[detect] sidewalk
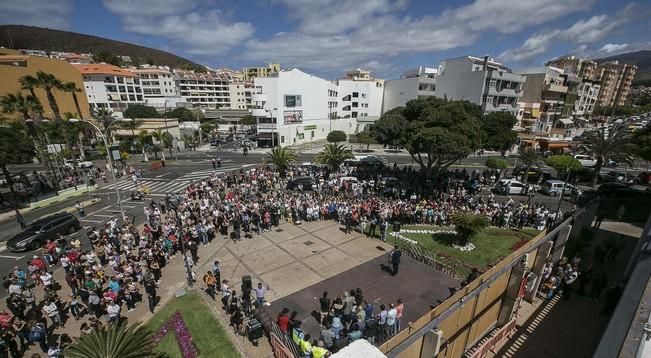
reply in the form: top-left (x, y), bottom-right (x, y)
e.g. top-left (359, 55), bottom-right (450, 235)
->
top-left (0, 185), bottom-right (98, 223)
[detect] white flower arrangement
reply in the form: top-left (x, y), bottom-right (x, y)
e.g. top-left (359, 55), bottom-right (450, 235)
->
top-left (396, 228), bottom-right (477, 252)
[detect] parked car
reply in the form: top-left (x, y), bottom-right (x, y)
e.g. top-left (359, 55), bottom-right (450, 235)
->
top-left (574, 155), bottom-right (596, 168)
top-left (601, 171), bottom-right (636, 185)
top-left (7, 213), bottom-right (81, 252)
top-left (541, 180), bottom-right (582, 197)
top-left (512, 166), bottom-right (552, 184)
top-left (64, 159), bottom-right (94, 170)
top-left (241, 139), bottom-right (257, 148)
top-left (286, 176), bottom-right (316, 191)
top-left (496, 179), bottom-right (528, 195)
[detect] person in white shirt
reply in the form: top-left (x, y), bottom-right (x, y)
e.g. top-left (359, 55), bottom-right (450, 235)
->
top-left (386, 303), bottom-right (398, 337)
top-left (43, 299), bottom-right (62, 328)
top-left (40, 272), bottom-right (53, 290)
top-left (106, 301), bottom-right (121, 324)
top-left (59, 255), bottom-right (70, 272)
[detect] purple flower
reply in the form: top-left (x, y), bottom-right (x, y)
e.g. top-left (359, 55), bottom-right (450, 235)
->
top-left (153, 311), bottom-right (199, 358)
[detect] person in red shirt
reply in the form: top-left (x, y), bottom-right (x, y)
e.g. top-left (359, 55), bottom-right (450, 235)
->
top-left (31, 256), bottom-right (47, 272)
top-left (277, 308), bottom-right (290, 333)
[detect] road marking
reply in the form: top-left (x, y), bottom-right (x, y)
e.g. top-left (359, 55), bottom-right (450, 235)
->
top-left (156, 172), bottom-right (171, 178)
top-left (0, 254), bottom-right (25, 260)
top-left (122, 205), bottom-right (137, 209)
top-left (92, 214), bottom-right (115, 217)
top-left (80, 219), bottom-right (102, 223)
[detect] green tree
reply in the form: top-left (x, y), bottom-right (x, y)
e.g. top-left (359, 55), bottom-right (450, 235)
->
top-left (65, 322), bottom-right (163, 358)
top-left (266, 147), bottom-right (297, 175)
top-left (92, 51), bottom-right (122, 66)
top-left (545, 155), bottom-right (583, 178)
top-left (0, 122), bottom-right (35, 204)
top-left (166, 107), bottom-right (194, 122)
top-left (62, 82), bottom-right (85, 120)
top-left (18, 74), bottom-right (39, 99)
top-left (35, 71), bottom-right (64, 122)
top-left (151, 129), bottom-right (173, 159)
top-left (315, 143), bottom-right (354, 171)
top-left (240, 115), bottom-right (256, 126)
top-left (327, 130), bottom-right (347, 143)
top-left (93, 108), bottom-right (115, 137)
top-left (356, 131), bottom-right (376, 151)
top-left (632, 124), bottom-right (651, 161)
top-left (124, 105), bottom-right (159, 119)
top-left (578, 124), bottom-right (635, 185)
top-left (373, 97), bottom-right (483, 179)
top-left (451, 211), bottom-right (490, 246)
top-left (517, 148), bottom-right (542, 183)
top-left (482, 112), bottom-right (518, 154)
top-left (0, 92), bottom-right (42, 120)
top-left (485, 157), bottom-right (508, 179)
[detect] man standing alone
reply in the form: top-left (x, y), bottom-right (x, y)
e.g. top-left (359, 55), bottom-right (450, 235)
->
top-left (390, 246), bottom-right (402, 276)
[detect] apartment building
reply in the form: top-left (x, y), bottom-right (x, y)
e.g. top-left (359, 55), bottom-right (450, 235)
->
top-left (382, 66), bottom-right (437, 112)
top-left (252, 68), bottom-right (356, 147)
top-left (73, 63), bottom-right (143, 112)
top-left (174, 69), bottom-right (239, 109)
top-left (434, 56), bottom-right (525, 115)
top-left (337, 73), bottom-right (384, 120)
top-left (573, 80), bottom-right (601, 117)
top-left (130, 67), bottom-right (177, 97)
top-left (242, 63), bottom-right (280, 81)
top-left (516, 66), bottom-right (568, 134)
top-left (594, 61), bottom-right (637, 107)
top-left (547, 56), bottom-right (598, 81)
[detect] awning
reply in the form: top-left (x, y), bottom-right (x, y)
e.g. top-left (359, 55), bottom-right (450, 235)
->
top-left (558, 118), bottom-right (574, 125)
top-left (547, 142), bottom-right (571, 149)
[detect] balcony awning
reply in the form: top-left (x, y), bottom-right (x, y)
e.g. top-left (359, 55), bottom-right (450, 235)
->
top-left (558, 118), bottom-right (574, 125)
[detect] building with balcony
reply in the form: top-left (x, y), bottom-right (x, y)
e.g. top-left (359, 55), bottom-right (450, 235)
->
top-left (573, 80), bottom-right (601, 118)
top-left (547, 56), bottom-right (598, 81)
top-left (252, 68), bottom-right (357, 147)
top-left (0, 47), bottom-right (92, 120)
top-left (382, 66), bottom-right (438, 112)
top-left (174, 69), bottom-right (244, 109)
top-left (242, 63), bottom-right (280, 81)
top-left (73, 63), bottom-right (143, 112)
top-left (130, 67), bottom-right (177, 98)
top-left (434, 56), bottom-right (525, 115)
top-left (516, 66), bottom-right (568, 134)
top-left (593, 61), bottom-right (637, 107)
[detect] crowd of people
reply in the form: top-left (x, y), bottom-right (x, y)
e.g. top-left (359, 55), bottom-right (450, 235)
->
top-left (275, 289), bottom-right (405, 357)
top-left (0, 162), bottom-right (565, 357)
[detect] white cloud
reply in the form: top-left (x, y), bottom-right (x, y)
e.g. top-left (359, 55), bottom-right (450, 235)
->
top-left (245, 0), bottom-right (590, 76)
top-left (0, 0), bottom-right (73, 30)
top-left (499, 4), bottom-right (636, 64)
top-left (103, 0), bottom-right (254, 55)
top-left (570, 42), bottom-right (651, 58)
top-left (599, 43), bottom-right (631, 54)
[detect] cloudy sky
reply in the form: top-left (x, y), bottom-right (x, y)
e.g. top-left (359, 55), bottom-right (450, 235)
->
top-left (1, 0), bottom-right (649, 78)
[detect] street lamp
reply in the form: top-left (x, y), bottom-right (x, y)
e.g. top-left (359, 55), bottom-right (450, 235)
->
top-left (69, 117), bottom-right (132, 221)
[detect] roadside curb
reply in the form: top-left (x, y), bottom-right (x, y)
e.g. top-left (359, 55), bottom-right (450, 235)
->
top-left (0, 194), bottom-right (101, 225)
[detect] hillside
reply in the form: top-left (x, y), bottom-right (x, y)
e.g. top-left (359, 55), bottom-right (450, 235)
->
top-left (0, 25), bottom-right (204, 70)
top-left (595, 50), bottom-right (651, 86)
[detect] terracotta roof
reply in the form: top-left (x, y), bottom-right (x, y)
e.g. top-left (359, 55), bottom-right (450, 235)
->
top-left (73, 63), bottom-right (136, 77)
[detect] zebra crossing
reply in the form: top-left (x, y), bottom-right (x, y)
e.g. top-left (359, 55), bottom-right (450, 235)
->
top-left (174, 164), bottom-right (247, 184)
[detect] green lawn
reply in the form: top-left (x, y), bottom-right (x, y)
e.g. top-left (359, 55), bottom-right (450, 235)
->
top-left (145, 291), bottom-right (240, 358)
top-left (398, 226), bottom-right (539, 270)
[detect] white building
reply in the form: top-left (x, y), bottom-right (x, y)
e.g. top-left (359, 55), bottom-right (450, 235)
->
top-left (73, 63), bottom-right (143, 112)
top-left (174, 69), bottom-right (251, 110)
top-left (336, 76), bottom-right (384, 130)
top-left (131, 68), bottom-right (177, 98)
top-left (382, 66), bottom-right (437, 112)
top-left (434, 56), bottom-right (525, 115)
top-left (574, 80), bottom-right (601, 118)
top-left (253, 68), bottom-right (358, 147)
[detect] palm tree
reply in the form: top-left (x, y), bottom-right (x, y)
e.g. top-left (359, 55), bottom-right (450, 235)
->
top-left (93, 108), bottom-right (115, 139)
top-left (579, 124), bottom-right (635, 185)
top-left (62, 82), bottom-right (84, 120)
top-left (516, 148), bottom-right (542, 183)
top-left (315, 143), bottom-right (354, 171)
top-left (0, 92), bottom-right (42, 120)
top-left (136, 130), bottom-right (150, 161)
top-left (18, 74), bottom-right (39, 99)
top-left (35, 71), bottom-right (64, 122)
top-left (65, 322), bottom-right (163, 358)
top-left (266, 147), bottom-right (297, 175)
top-left (151, 129), bottom-right (170, 160)
top-left (451, 211), bottom-right (490, 246)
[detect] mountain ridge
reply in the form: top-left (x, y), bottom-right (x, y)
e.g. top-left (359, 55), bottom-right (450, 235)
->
top-left (595, 50), bottom-right (651, 85)
top-left (0, 24), bottom-right (204, 70)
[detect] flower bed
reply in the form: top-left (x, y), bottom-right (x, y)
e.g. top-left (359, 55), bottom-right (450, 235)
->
top-left (153, 311), bottom-right (199, 358)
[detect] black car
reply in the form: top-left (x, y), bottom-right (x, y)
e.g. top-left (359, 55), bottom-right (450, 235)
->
top-left (7, 213), bottom-right (81, 252)
top-left (287, 176), bottom-right (316, 191)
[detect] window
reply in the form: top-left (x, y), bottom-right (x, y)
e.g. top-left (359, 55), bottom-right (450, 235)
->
top-left (284, 95), bottom-right (302, 107)
top-left (352, 92), bottom-right (359, 98)
top-left (352, 102), bottom-right (358, 107)
top-left (352, 112), bottom-right (358, 118)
